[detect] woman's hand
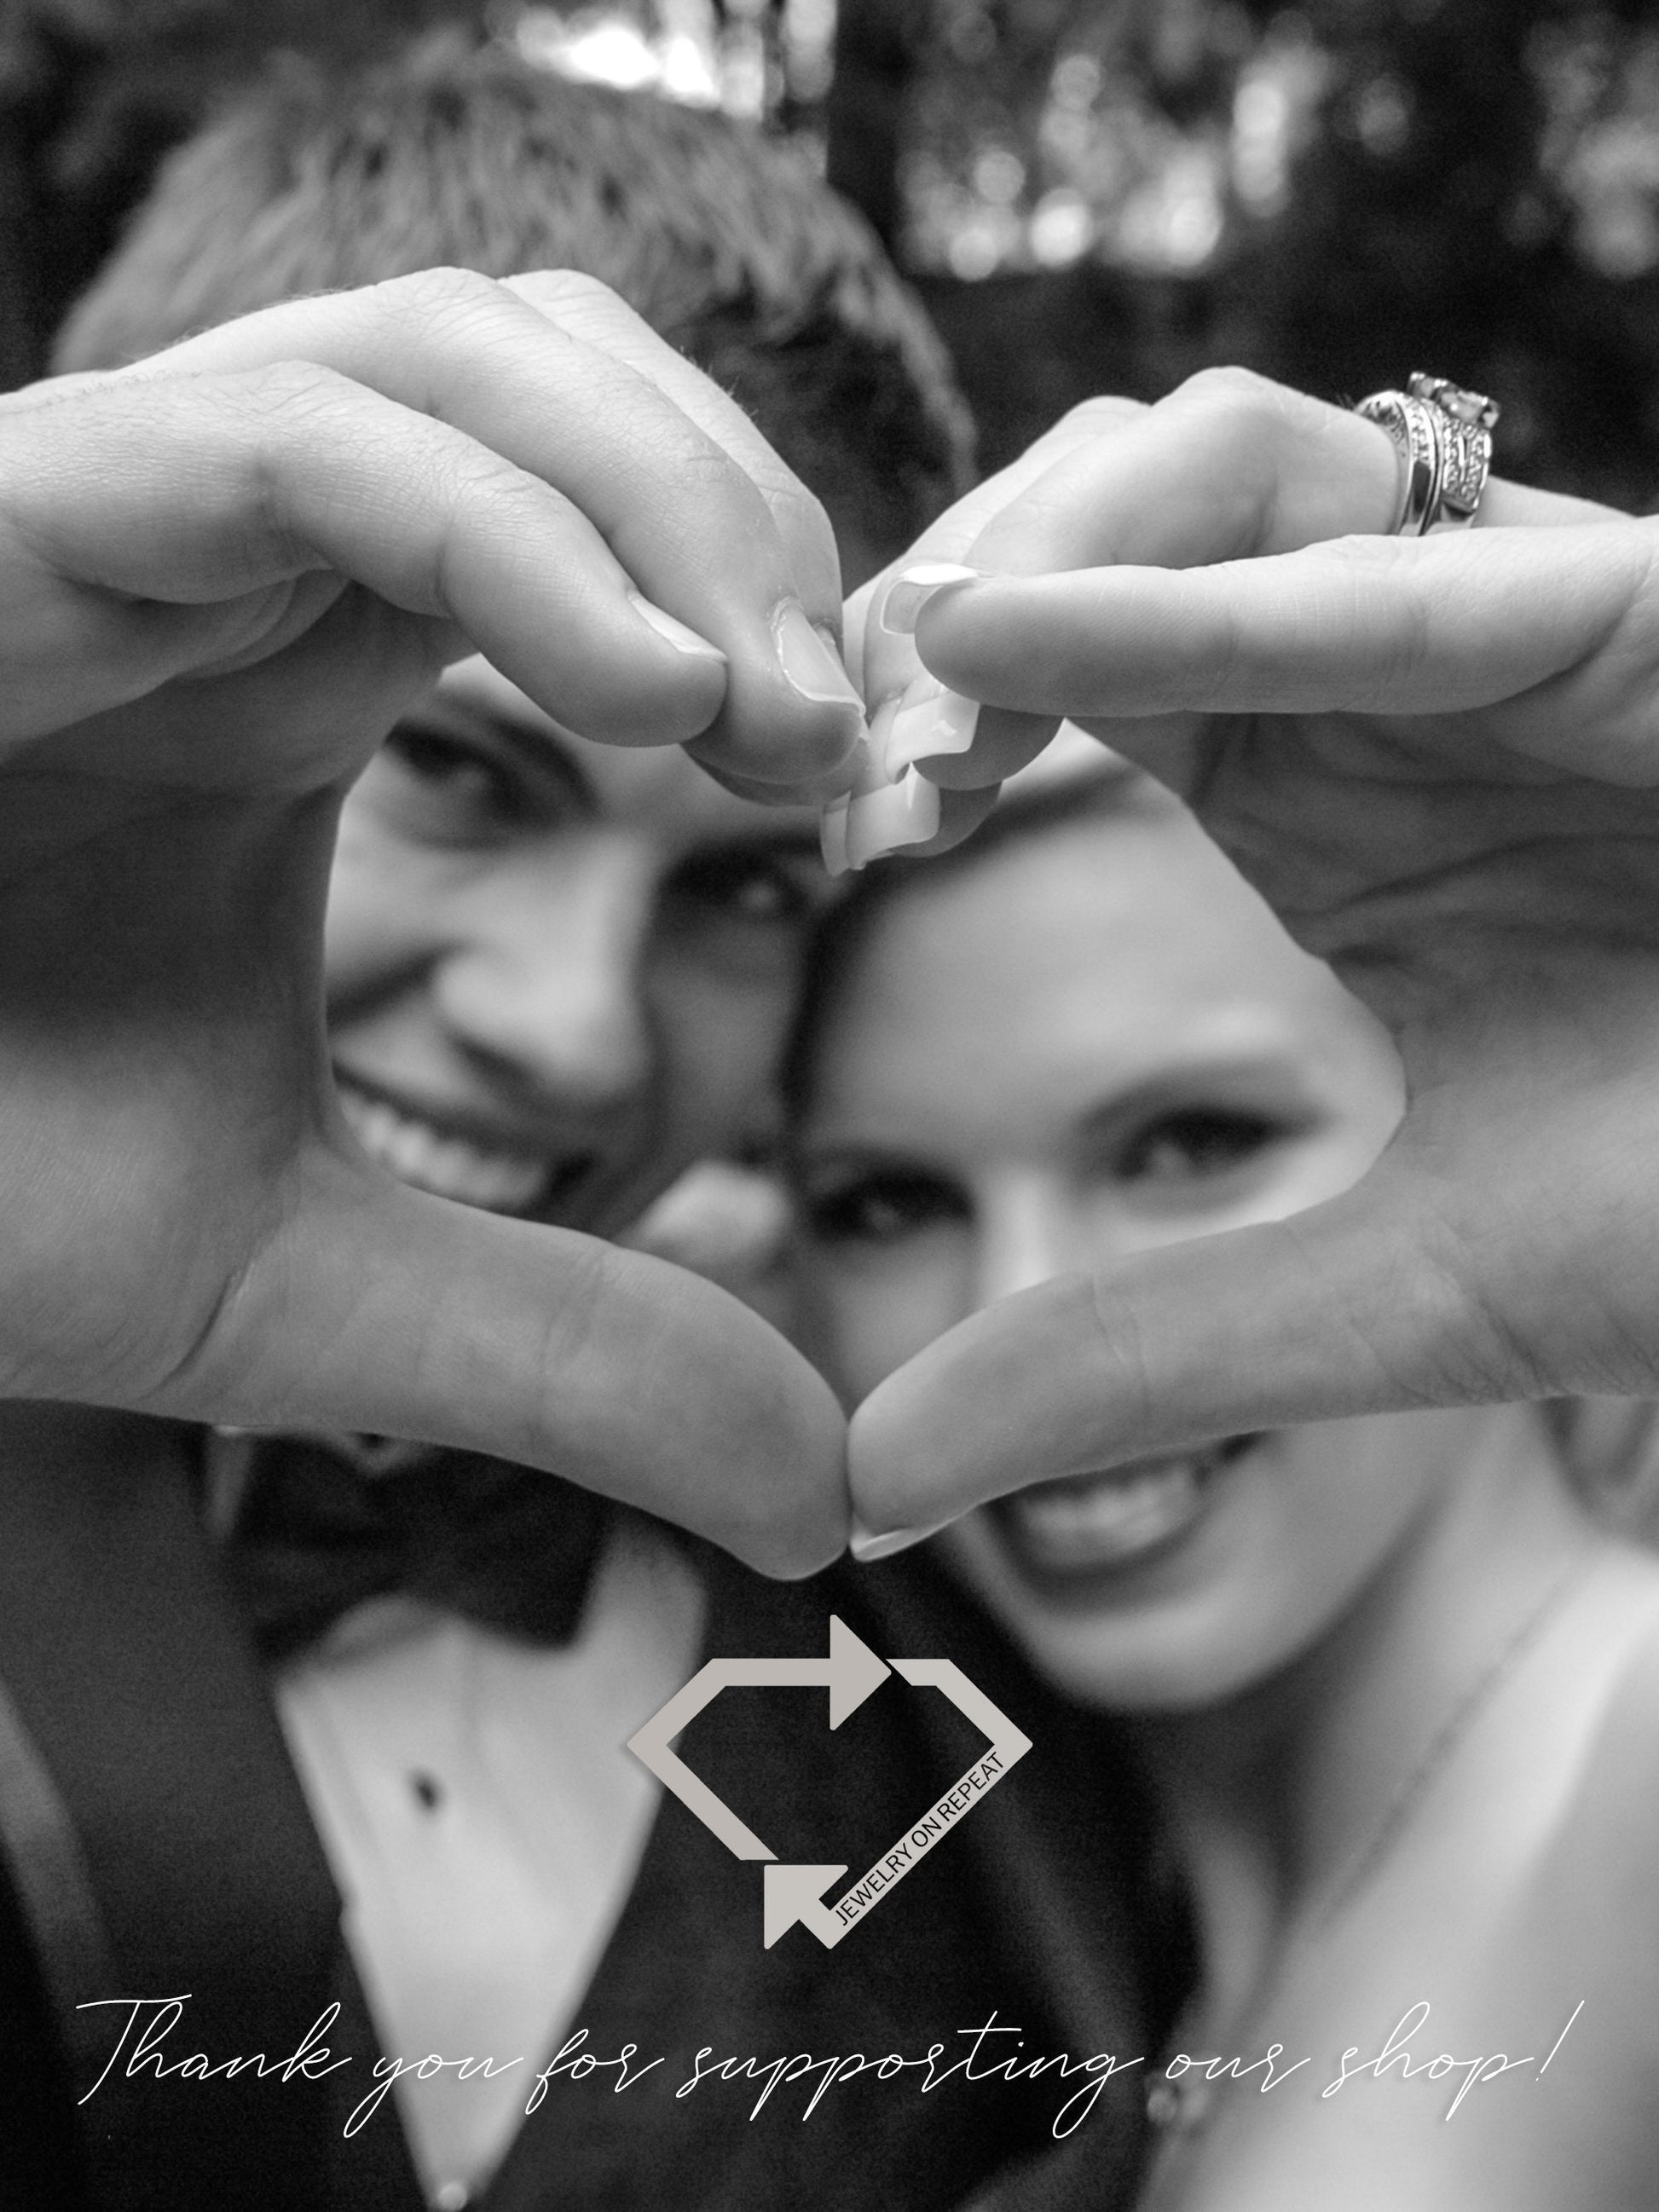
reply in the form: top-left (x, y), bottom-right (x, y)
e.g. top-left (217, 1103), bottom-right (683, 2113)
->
top-left (847, 368), bottom-right (1659, 1538)
top-left (0, 268), bottom-right (857, 1576)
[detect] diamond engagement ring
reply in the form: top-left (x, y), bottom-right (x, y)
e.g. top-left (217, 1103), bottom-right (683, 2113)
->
top-left (1356, 373), bottom-right (1499, 534)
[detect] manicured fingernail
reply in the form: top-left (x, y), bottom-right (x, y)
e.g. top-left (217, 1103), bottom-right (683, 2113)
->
top-left (881, 562), bottom-right (983, 636)
top-left (627, 592), bottom-right (726, 661)
top-left (844, 766), bottom-right (941, 868)
top-left (866, 690), bottom-right (902, 780)
top-left (849, 1516), bottom-right (956, 1562)
top-left (883, 674), bottom-right (980, 778)
top-left (819, 796), bottom-right (852, 876)
top-left (772, 603), bottom-right (866, 711)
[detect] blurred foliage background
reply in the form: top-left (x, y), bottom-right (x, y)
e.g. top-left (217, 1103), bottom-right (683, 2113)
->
top-left (8, 0), bottom-right (1659, 502)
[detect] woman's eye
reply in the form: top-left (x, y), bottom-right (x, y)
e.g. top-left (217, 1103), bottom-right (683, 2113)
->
top-left (670, 850), bottom-right (820, 928)
top-left (799, 1170), bottom-right (970, 1246)
top-left (1117, 1108), bottom-right (1284, 1186)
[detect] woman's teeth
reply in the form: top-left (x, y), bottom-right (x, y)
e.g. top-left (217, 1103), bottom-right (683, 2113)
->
top-left (338, 1084), bottom-right (552, 1215)
top-left (1000, 1444), bottom-right (1241, 1573)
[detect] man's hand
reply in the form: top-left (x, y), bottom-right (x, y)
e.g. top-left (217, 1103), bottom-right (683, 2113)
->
top-left (0, 268), bottom-right (858, 1576)
top-left (847, 367), bottom-right (1659, 1536)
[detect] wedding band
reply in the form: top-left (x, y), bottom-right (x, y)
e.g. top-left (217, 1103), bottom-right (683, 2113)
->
top-left (1355, 373), bottom-right (1498, 534)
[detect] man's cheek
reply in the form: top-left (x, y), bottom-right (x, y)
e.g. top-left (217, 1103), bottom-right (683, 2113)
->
top-left (320, 818), bottom-right (443, 1008)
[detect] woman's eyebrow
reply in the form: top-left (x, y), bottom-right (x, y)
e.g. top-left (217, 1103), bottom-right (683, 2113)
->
top-left (726, 826), bottom-right (824, 865)
top-left (1072, 1052), bottom-right (1315, 1131)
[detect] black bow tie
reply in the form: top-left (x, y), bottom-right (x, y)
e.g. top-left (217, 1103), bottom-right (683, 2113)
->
top-left (211, 1432), bottom-right (613, 1663)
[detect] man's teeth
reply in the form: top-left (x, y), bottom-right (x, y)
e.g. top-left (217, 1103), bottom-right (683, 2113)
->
top-left (338, 1086), bottom-right (551, 1214)
top-left (1003, 1450), bottom-right (1230, 1572)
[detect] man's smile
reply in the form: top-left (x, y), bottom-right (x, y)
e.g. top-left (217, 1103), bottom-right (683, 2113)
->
top-left (335, 1071), bottom-right (598, 1219)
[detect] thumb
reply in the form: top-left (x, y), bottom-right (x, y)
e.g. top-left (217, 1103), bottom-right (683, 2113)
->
top-left (847, 1160), bottom-right (1498, 1533)
top-left (188, 1150), bottom-right (849, 1579)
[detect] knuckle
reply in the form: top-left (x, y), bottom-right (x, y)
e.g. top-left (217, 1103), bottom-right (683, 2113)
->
top-left (229, 356), bottom-right (350, 416)
top-left (362, 268), bottom-right (522, 370)
top-left (516, 268), bottom-right (621, 311)
top-left (500, 271), bottom-right (652, 361)
top-left (373, 264), bottom-right (506, 324)
top-left (203, 361), bottom-right (375, 569)
top-left (1055, 394), bottom-right (1143, 437)
top-left (760, 469), bottom-right (835, 549)
top-left (667, 433), bottom-right (757, 515)
top-left (1176, 363), bottom-right (1282, 421)
top-left (1170, 369), bottom-right (1324, 553)
top-left (222, 361), bottom-right (358, 498)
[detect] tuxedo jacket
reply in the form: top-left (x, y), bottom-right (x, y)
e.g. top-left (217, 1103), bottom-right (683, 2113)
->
top-left (0, 1403), bottom-right (1185, 2212)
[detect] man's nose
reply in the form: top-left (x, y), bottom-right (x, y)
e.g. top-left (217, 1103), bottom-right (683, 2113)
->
top-left (435, 843), bottom-right (656, 1111)
top-left (971, 1175), bottom-right (1080, 1313)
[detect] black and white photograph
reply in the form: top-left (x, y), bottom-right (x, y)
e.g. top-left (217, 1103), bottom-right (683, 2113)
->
top-left (3, 3), bottom-right (1659, 2208)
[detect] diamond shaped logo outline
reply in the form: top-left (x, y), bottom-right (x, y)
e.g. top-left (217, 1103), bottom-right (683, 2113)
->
top-left (626, 1618), bottom-right (1032, 1947)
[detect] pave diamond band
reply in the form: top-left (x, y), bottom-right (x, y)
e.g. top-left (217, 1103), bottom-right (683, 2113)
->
top-left (1356, 373), bottom-right (1499, 534)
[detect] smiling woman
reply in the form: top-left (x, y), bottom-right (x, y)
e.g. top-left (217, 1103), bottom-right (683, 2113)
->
top-left (787, 742), bottom-right (1659, 2209)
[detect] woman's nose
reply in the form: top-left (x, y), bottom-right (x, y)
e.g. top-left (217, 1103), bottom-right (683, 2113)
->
top-left (435, 842), bottom-right (656, 1112)
top-left (971, 1175), bottom-right (1078, 1311)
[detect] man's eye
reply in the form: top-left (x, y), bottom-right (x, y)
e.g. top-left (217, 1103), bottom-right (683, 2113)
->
top-left (799, 1170), bottom-right (970, 1246)
top-left (1116, 1109), bottom-right (1283, 1185)
top-left (375, 725), bottom-right (527, 833)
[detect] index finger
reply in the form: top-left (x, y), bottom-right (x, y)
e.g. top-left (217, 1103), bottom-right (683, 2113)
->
top-left (133, 269), bottom-right (866, 789)
top-left (914, 519), bottom-right (1659, 787)
top-left (505, 271), bottom-right (843, 631)
top-left (857, 371), bottom-right (1616, 800)
top-left (847, 399), bottom-right (1147, 810)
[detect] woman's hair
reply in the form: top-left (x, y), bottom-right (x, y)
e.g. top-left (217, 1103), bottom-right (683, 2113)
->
top-left (52, 29), bottom-right (976, 562)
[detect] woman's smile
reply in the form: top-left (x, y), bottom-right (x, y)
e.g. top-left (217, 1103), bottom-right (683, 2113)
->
top-left (989, 1435), bottom-right (1263, 1584)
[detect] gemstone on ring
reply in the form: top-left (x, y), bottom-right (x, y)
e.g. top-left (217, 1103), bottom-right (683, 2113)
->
top-left (1356, 373), bottom-right (1498, 534)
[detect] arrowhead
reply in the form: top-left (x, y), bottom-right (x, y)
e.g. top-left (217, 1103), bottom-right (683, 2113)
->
top-left (763, 1863), bottom-right (847, 1948)
top-left (827, 1615), bottom-right (890, 1729)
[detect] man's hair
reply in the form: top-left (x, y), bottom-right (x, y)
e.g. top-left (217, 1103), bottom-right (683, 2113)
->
top-left (52, 31), bottom-right (974, 562)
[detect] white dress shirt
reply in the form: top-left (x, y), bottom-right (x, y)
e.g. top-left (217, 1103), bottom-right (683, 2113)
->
top-left (275, 1517), bottom-right (704, 2209)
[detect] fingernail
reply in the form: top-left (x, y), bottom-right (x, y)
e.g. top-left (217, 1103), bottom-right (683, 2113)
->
top-left (881, 562), bottom-right (983, 637)
top-left (882, 674), bottom-right (980, 778)
top-left (818, 796), bottom-right (852, 877)
top-left (866, 691), bottom-right (902, 780)
top-left (627, 592), bottom-right (726, 661)
top-left (849, 1515), bottom-right (957, 1562)
top-left (844, 766), bottom-right (941, 868)
top-left (772, 603), bottom-right (866, 711)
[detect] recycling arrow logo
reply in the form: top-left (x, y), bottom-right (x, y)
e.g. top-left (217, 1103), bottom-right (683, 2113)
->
top-left (626, 1617), bottom-right (1032, 1949)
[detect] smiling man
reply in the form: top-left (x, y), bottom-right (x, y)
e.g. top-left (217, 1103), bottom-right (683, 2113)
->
top-left (324, 655), bottom-right (830, 1239)
top-left (0, 37), bottom-right (1171, 2212)
top-left (241, 650), bottom-right (841, 2200)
